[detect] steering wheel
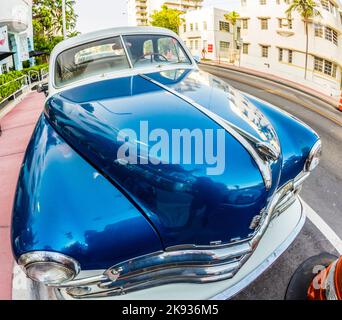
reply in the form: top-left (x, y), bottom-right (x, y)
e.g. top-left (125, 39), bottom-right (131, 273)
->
top-left (133, 52), bottom-right (169, 66)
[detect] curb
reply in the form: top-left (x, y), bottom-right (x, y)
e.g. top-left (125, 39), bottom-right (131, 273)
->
top-left (200, 62), bottom-right (339, 110)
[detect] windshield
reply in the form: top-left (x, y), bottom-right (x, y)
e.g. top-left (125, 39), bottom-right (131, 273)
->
top-left (54, 34), bottom-right (191, 87)
top-left (122, 34), bottom-right (191, 68)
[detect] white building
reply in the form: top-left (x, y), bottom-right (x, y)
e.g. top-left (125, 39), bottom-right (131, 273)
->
top-left (179, 7), bottom-right (235, 61)
top-left (128, 0), bottom-right (203, 26)
top-left (238, 0), bottom-right (342, 98)
top-left (0, 0), bottom-right (34, 74)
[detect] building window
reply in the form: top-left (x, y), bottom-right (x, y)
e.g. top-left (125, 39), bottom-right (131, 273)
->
top-left (260, 19), bottom-right (268, 30)
top-left (276, 0), bottom-right (280, 3)
top-left (278, 18), bottom-right (292, 29)
top-left (219, 41), bottom-right (230, 51)
top-left (288, 50), bottom-right (293, 63)
top-left (203, 21), bottom-right (207, 30)
top-left (314, 56), bottom-right (323, 72)
top-left (314, 57), bottom-right (337, 78)
top-left (324, 60), bottom-right (332, 75)
top-left (325, 26), bottom-right (333, 41)
top-left (260, 0), bottom-right (266, 4)
top-left (325, 26), bottom-right (338, 45)
top-left (261, 45), bottom-right (269, 57)
top-left (320, 0), bottom-right (336, 13)
top-left (219, 21), bottom-right (230, 32)
top-left (332, 29), bottom-right (338, 45)
top-left (321, 0), bottom-right (329, 11)
top-left (332, 64), bottom-right (337, 77)
top-left (195, 23), bottom-right (198, 31)
top-left (183, 24), bottom-right (186, 33)
top-left (190, 40), bottom-right (193, 49)
top-left (242, 43), bottom-right (249, 54)
top-left (314, 23), bottom-right (323, 37)
top-left (195, 40), bottom-right (198, 50)
top-left (242, 19), bottom-right (248, 29)
top-left (241, 0), bottom-right (247, 6)
top-left (278, 48), bottom-right (283, 61)
top-left (190, 23), bottom-right (193, 31)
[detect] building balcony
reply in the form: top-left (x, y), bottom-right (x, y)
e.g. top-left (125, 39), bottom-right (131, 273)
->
top-left (0, 0), bottom-right (31, 33)
top-left (276, 28), bottom-right (295, 37)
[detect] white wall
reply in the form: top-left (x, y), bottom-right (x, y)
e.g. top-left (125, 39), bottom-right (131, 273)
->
top-left (179, 7), bottom-right (234, 61)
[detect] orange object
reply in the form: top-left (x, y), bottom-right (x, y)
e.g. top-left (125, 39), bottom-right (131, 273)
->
top-left (307, 256), bottom-right (342, 300)
top-left (338, 92), bottom-right (342, 111)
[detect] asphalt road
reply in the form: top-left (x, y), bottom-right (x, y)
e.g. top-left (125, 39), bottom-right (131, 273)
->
top-left (199, 64), bottom-right (342, 239)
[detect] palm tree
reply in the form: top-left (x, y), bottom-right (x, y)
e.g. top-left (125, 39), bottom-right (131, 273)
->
top-left (224, 11), bottom-right (240, 64)
top-left (224, 11), bottom-right (240, 50)
top-left (286, 0), bottom-right (321, 79)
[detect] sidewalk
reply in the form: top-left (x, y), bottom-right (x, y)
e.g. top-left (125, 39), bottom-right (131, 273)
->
top-left (202, 61), bottom-right (339, 109)
top-left (0, 91), bottom-right (44, 300)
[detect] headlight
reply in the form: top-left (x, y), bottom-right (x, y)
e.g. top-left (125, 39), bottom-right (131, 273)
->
top-left (305, 139), bottom-right (321, 172)
top-left (18, 251), bottom-right (80, 285)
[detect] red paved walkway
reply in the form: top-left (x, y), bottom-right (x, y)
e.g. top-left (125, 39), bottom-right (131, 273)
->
top-left (0, 92), bottom-right (44, 300)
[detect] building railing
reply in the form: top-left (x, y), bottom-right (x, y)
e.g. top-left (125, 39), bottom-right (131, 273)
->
top-left (0, 67), bottom-right (49, 113)
top-left (40, 66), bottom-right (49, 81)
top-left (0, 75), bottom-right (30, 110)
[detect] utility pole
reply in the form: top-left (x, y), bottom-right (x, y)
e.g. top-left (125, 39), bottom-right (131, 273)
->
top-left (62, 0), bottom-right (67, 39)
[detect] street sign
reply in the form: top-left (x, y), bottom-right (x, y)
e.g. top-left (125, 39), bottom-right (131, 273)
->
top-left (208, 44), bottom-right (213, 53)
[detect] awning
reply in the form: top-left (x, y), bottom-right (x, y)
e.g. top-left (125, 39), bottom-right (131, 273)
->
top-left (0, 51), bottom-right (15, 62)
top-left (29, 50), bottom-right (47, 58)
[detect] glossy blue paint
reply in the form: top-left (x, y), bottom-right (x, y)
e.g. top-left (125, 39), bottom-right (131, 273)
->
top-left (145, 68), bottom-right (318, 186)
top-left (11, 115), bottom-right (163, 269)
top-left (244, 95), bottom-right (319, 186)
top-left (44, 74), bottom-right (268, 248)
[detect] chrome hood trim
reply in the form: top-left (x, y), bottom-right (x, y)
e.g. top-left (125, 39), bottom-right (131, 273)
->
top-left (139, 74), bottom-right (278, 190)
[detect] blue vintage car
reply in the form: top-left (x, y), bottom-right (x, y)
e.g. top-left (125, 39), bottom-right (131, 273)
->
top-left (11, 27), bottom-right (321, 299)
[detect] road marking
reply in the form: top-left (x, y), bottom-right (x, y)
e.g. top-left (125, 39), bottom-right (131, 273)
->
top-left (304, 201), bottom-right (342, 254)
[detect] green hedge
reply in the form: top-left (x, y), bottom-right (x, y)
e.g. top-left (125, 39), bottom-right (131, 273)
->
top-left (0, 64), bottom-right (48, 102)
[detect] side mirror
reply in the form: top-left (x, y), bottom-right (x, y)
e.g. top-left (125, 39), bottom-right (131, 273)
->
top-left (193, 55), bottom-right (201, 64)
top-left (37, 83), bottom-right (49, 97)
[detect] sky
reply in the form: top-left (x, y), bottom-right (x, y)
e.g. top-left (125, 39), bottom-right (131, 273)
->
top-left (74, 0), bottom-right (241, 34)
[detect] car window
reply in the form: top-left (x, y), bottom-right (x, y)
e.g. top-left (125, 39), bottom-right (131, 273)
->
top-left (55, 36), bottom-right (130, 87)
top-left (123, 34), bottom-right (191, 68)
top-left (143, 40), bottom-right (153, 55)
top-left (157, 37), bottom-right (188, 64)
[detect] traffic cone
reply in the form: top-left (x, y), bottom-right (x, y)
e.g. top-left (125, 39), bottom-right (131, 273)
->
top-left (338, 92), bottom-right (342, 112)
top-left (307, 255), bottom-right (342, 300)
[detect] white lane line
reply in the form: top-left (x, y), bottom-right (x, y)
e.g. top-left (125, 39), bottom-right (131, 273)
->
top-left (303, 201), bottom-right (342, 254)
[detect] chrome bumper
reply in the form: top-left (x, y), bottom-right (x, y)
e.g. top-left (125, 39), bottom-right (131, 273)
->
top-left (14, 196), bottom-right (306, 300)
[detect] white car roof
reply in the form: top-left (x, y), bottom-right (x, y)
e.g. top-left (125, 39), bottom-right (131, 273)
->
top-left (50, 26), bottom-right (177, 59)
top-left (47, 26), bottom-right (195, 96)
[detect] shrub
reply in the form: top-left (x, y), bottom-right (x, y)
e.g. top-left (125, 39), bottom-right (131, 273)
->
top-left (0, 64), bottom-right (48, 102)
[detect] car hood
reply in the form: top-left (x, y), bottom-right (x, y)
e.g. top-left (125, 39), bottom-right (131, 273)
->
top-left (44, 68), bottom-right (283, 248)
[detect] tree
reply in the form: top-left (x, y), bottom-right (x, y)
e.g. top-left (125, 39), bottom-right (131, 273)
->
top-left (224, 11), bottom-right (240, 62)
top-left (150, 5), bottom-right (184, 34)
top-left (224, 11), bottom-right (240, 50)
top-left (286, 0), bottom-right (321, 79)
top-left (32, 0), bottom-right (79, 56)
